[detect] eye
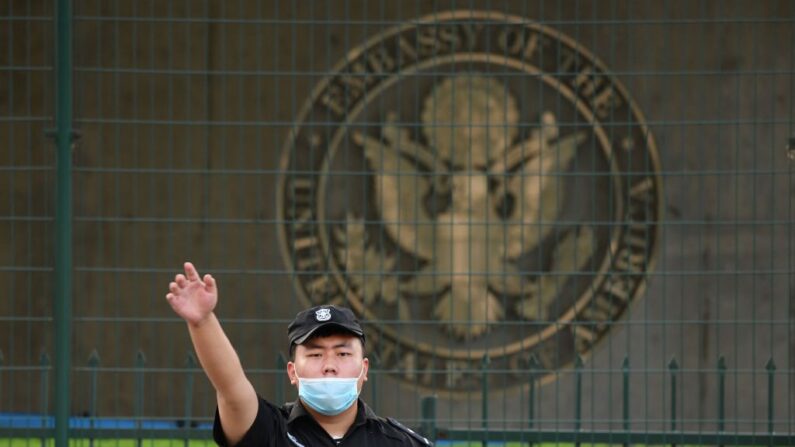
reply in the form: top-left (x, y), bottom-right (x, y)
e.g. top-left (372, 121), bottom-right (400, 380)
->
top-left (338, 352), bottom-right (352, 357)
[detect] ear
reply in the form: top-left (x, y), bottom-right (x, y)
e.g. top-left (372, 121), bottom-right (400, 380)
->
top-left (287, 361), bottom-right (298, 386)
top-left (361, 357), bottom-right (370, 382)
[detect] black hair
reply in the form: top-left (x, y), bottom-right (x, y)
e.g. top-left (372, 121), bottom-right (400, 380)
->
top-left (289, 325), bottom-right (366, 359)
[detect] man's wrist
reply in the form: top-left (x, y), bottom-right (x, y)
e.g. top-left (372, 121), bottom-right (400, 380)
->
top-left (188, 311), bottom-right (217, 329)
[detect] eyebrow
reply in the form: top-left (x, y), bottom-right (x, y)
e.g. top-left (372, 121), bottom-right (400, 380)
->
top-left (303, 340), bottom-right (353, 350)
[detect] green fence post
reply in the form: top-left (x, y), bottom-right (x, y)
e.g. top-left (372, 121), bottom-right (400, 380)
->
top-left (766, 358), bottom-right (776, 438)
top-left (669, 357), bottom-right (679, 447)
top-left (481, 354), bottom-right (490, 447)
top-left (369, 352), bottom-right (380, 412)
top-left (717, 356), bottom-right (726, 434)
top-left (135, 351), bottom-right (147, 447)
top-left (276, 353), bottom-right (287, 405)
top-left (420, 395), bottom-right (437, 442)
top-left (40, 353), bottom-right (51, 446)
top-left (622, 356), bottom-right (630, 447)
top-left (53, 0), bottom-right (75, 446)
top-left (0, 350), bottom-right (4, 405)
top-left (87, 350), bottom-right (100, 447)
top-left (184, 352), bottom-right (197, 446)
top-left (528, 354), bottom-right (540, 431)
top-left (574, 355), bottom-right (583, 447)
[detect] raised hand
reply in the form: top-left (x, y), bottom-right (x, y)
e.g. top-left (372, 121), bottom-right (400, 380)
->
top-left (166, 262), bottom-right (218, 326)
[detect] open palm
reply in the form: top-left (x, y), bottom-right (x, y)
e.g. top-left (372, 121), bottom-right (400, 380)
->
top-left (166, 262), bottom-right (218, 325)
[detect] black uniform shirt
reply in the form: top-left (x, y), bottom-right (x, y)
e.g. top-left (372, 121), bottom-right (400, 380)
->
top-left (213, 397), bottom-right (432, 447)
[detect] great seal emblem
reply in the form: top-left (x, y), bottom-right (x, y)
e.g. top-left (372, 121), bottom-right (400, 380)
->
top-left (278, 11), bottom-right (662, 393)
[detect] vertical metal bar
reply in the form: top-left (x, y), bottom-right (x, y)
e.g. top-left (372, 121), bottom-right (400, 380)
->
top-left (574, 355), bottom-right (583, 447)
top-left (275, 353), bottom-right (286, 405)
top-left (717, 356), bottom-right (726, 434)
top-left (7, 0), bottom-right (18, 424)
top-left (718, 356), bottom-right (726, 433)
top-left (528, 354), bottom-right (539, 431)
top-left (135, 351), bottom-right (146, 447)
top-left (87, 350), bottom-right (100, 447)
top-left (766, 358), bottom-right (776, 437)
top-left (0, 350), bottom-right (4, 405)
top-left (669, 357), bottom-right (679, 447)
top-left (53, 1), bottom-right (74, 446)
top-left (786, 6), bottom-right (795, 444)
top-left (420, 395), bottom-right (437, 442)
top-left (40, 352), bottom-right (51, 446)
top-left (369, 352), bottom-right (380, 412)
top-left (481, 354), bottom-right (490, 447)
top-left (622, 356), bottom-right (630, 447)
top-left (184, 352), bottom-right (197, 447)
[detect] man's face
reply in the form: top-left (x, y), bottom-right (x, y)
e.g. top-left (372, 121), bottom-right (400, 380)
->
top-left (287, 334), bottom-right (369, 392)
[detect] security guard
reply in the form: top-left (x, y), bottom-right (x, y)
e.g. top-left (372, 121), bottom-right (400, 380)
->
top-left (166, 262), bottom-right (432, 446)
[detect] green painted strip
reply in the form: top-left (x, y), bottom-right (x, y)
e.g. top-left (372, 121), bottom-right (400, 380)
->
top-left (53, 1), bottom-right (75, 446)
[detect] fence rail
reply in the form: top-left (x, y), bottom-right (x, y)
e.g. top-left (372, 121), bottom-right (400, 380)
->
top-left (2, 350), bottom-right (793, 445)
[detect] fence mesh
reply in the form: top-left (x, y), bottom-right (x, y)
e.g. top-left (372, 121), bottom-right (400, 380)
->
top-left (1, 0), bottom-right (794, 445)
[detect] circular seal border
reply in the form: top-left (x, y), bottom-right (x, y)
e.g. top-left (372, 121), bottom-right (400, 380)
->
top-left (276, 10), bottom-right (664, 394)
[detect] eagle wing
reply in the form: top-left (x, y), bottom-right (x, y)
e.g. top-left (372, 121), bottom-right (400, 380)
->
top-left (502, 130), bottom-right (585, 259)
top-left (356, 132), bottom-right (436, 261)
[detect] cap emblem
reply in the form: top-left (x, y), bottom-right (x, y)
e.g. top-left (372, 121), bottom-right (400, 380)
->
top-left (315, 308), bottom-right (332, 322)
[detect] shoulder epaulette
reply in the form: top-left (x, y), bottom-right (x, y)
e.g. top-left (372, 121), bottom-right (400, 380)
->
top-left (386, 417), bottom-right (433, 446)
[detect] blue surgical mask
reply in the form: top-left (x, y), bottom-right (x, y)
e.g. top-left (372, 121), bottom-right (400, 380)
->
top-left (295, 366), bottom-right (364, 416)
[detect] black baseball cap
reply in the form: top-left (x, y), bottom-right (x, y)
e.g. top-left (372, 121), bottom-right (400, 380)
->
top-left (287, 305), bottom-right (365, 351)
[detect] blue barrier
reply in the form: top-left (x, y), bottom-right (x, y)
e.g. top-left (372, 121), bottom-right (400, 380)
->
top-left (0, 414), bottom-right (213, 430)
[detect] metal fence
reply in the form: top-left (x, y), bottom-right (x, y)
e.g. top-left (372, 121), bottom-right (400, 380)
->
top-left (1, 1), bottom-right (794, 446)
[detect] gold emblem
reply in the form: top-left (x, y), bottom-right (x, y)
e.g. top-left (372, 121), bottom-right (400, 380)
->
top-left (278, 11), bottom-right (662, 394)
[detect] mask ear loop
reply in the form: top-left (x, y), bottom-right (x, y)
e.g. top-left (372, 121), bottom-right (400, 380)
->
top-left (294, 362), bottom-right (365, 382)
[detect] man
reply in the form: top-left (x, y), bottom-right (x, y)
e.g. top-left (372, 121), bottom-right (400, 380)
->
top-left (166, 262), bottom-right (432, 446)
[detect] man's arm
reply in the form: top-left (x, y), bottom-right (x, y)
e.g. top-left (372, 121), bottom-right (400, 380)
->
top-left (167, 262), bottom-right (258, 445)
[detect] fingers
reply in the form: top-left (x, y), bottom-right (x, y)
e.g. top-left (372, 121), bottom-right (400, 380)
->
top-left (165, 292), bottom-right (178, 310)
top-left (184, 262), bottom-right (199, 281)
top-left (175, 274), bottom-right (187, 287)
top-left (168, 263), bottom-right (214, 305)
top-left (203, 274), bottom-right (216, 291)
